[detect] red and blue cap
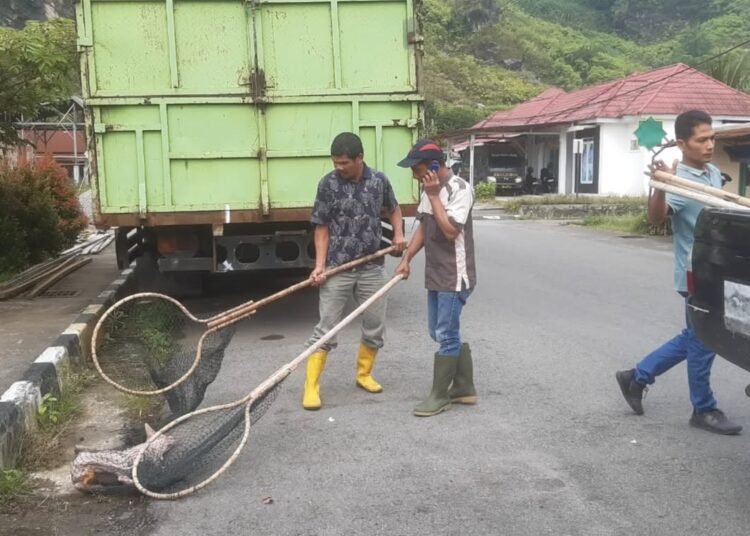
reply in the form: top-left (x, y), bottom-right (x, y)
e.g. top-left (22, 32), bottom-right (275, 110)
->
top-left (397, 139), bottom-right (444, 168)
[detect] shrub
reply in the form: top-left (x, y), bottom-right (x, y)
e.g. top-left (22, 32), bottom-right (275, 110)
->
top-left (0, 159), bottom-right (87, 275)
top-left (17, 159), bottom-right (88, 245)
top-left (474, 182), bottom-right (496, 200)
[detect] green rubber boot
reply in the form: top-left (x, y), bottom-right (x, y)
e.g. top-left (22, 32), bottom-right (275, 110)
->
top-left (414, 354), bottom-right (457, 417)
top-left (448, 343), bottom-right (478, 404)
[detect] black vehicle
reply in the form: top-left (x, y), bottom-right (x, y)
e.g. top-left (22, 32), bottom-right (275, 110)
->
top-left (688, 208), bottom-right (750, 395)
top-left (486, 144), bottom-right (525, 196)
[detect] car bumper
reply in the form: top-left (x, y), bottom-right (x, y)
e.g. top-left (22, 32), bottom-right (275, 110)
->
top-left (688, 297), bottom-right (750, 374)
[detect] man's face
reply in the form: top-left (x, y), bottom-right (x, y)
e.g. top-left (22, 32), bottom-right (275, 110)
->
top-left (411, 161), bottom-right (429, 181)
top-left (332, 154), bottom-right (364, 180)
top-left (677, 122), bottom-right (715, 165)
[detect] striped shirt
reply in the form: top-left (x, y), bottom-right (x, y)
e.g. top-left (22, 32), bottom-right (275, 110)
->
top-left (416, 174), bottom-right (477, 292)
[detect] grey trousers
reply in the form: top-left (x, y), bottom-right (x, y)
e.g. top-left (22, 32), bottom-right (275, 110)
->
top-left (306, 265), bottom-right (387, 352)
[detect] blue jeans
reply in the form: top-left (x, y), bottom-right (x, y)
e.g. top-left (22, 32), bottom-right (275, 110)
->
top-left (634, 298), bottom-right (717, 413)
top-left (427, 288), bottom-right (472, 357)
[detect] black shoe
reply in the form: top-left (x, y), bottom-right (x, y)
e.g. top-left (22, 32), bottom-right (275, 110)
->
top-left (616, 369), bottom-right (646, 415)
top-left (689, 409), bottom-right (743, 435)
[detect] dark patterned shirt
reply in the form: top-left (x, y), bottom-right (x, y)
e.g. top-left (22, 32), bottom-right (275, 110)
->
top-left (311, 164), bottom-right (399, 267)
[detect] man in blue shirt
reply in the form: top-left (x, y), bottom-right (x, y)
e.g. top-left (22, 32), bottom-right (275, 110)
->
top-left (616, 110), bottom-right (742, 435)
top-left (302, 132), bottom-right (406, 410)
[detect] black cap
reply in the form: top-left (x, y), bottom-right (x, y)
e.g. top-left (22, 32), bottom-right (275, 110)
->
top-left (397, 139), bottom-right (444, 168)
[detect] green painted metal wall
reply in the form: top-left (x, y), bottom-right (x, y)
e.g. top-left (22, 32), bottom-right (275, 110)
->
top-left (76, 0), bottom-right (422, 217)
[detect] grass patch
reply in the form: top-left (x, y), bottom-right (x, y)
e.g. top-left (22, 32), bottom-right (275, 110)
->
top-left (105, 300), bottom-right (183, 367)
top-left (117, 393), bottom-right (163, 421)
top-left (503, 195), bottom-right (646, 214)
top-left (581, 211), bottom-right (671, 236)
top-left (20, 364), bottom-right (97, 472)
top-left (0, 469), bottom-right (31, 505)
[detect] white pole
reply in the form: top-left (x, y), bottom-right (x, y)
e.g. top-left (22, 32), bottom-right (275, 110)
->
top-left (558, 131), bottom-right (567, 194)
top-left (469, 134), bottom-right (476, 188)
top-left (73, 118), bottom-right (79, 184)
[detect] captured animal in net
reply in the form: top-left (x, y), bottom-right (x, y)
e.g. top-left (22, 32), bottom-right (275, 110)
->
top-left (93, 295), bottom-right (239, 416)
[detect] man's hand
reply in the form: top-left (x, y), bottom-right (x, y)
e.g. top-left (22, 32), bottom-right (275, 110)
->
top-left (648, 158), bottom-right (679, 178)
top-left (310, 266), bottom-right (327, 286)
top-left (395, 259), bottom-right (410, 280)
top-left (421, 170), bottom-right (442, 198)
top-left (392, 232), bottom-right (407, 253)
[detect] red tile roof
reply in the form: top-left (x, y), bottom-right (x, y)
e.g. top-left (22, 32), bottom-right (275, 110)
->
top-left (472, 64), bottom-right (750, 131)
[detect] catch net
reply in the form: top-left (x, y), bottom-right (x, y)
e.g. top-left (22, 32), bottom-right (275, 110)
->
top-left (84, 254), bottom-right (399, 500)
top-left (130, 275), bottom-right (402, 500)
top-left (134, 380), bottom-right (285, 498)
top-left (92, 294), bottom-right (239, 416)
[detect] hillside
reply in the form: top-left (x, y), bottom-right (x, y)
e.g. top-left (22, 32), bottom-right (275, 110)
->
top-left (422, 0), bottom-right (750, 132)
top-left (2, 0), bottom-right (749, 133)
top-left (0, 0), bottom-right (72, 28)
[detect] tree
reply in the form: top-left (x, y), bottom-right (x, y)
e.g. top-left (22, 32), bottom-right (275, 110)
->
top-left (704, 52), bottom-right (750, 93)
top-left (0, 18), bottom-right (78, 147)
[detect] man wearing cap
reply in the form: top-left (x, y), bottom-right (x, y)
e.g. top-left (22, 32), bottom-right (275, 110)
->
top-left (302, 132), bottom-right (406, 411)
top-left (395, 139), bottom-right (477, 417)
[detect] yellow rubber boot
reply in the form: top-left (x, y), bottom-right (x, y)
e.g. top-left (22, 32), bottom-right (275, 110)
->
top-left (356, 344), bottom-right (383, 393)
top-left (303, 351), bottom-right (327, 410)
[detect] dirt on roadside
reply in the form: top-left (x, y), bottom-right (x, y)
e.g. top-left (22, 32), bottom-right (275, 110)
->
top-left (0, 379), bottom-right (164, 536)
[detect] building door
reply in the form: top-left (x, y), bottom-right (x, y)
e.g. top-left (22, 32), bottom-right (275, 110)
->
top-left (573, 127), bottom-right (599, 194)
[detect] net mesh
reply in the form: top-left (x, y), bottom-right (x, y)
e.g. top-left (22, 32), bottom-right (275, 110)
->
top-left (135, 382), bottom-right (283, 494)
top-left (94, 296), bottom-right (238, 415)
top-left (86, 267), bottom-right (398, 498)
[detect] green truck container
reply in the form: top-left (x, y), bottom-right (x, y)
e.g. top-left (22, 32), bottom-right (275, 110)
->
top-left (74, 0), bottom-right (423, 278)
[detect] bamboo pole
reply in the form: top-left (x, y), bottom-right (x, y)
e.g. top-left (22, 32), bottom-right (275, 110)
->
top-left (648, 180), bottom-right (747, 211)
top-left (650, 170), bottom-right (750, 209)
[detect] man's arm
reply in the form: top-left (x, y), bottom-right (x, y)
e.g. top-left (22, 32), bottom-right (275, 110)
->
top-left (421, 170), bottom-right (462, 241)
top-left (648, 189), bottom-right (669, 225)
top-left (427, 196), bottom-right (460, 241)
top-left (388, 205), bottom-right (406, 251)
top-left (381, 176), bottom-right (406, 251)
top-left (648, 159), bottom-right (678, 225)
top-left (311, 224), bottom-right (330, 286)
top-left (395, 224), bottom-right (425, 280)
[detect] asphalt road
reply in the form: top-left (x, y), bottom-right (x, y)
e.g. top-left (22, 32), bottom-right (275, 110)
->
top-left (20, 219), bottom-right (750, 536)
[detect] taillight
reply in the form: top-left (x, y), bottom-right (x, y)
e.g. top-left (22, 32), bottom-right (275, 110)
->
top-left (687, 270), bottom-right (695, 295)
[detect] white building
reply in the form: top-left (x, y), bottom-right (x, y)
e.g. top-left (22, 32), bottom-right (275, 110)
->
top-left (459, 64), bottom-right (750, 197)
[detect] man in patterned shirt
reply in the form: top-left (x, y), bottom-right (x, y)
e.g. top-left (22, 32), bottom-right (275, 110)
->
top-left (302, 132), bottom-right (406, 410)
top-left (395, 139), bottom-right (477, 417)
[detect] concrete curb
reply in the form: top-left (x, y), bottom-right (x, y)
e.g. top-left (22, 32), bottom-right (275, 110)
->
top-left (0, 267), bottom-right (137, 469)
top-left (473, 214), bottom-right (511, 221)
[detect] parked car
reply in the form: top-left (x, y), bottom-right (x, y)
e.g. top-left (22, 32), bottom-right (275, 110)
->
top-left (688, 208), bottom-right (750, 396)
top-left (486, 144), bottom-right (525, 196)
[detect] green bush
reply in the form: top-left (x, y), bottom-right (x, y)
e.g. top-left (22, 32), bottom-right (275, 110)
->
top-left (0, 159), bottom-right (87, 275)
top-left (474, 182), bottom-right (496, 200)
top-left (0, 469), bottom-right (30, 504)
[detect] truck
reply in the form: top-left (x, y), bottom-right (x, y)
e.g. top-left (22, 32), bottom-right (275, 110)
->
top-left (462, 140), bottom-right (525, 196)
top-left (74, 0), bottom-right (423, 289)
top-left (688, 208), bottom-right (750, 397)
